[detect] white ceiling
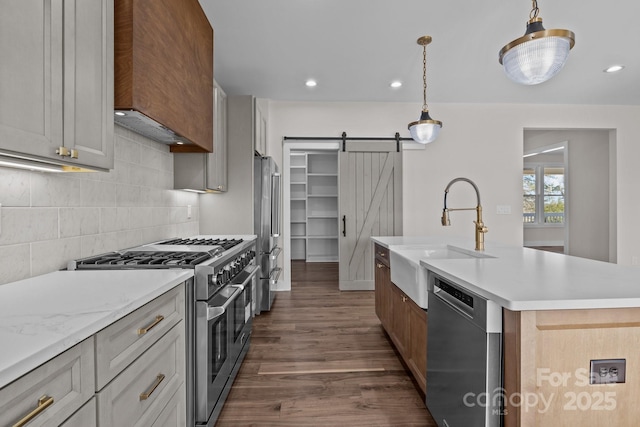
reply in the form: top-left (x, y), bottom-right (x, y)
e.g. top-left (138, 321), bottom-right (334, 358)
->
top-left (200, 0), bottom-right (640, 106)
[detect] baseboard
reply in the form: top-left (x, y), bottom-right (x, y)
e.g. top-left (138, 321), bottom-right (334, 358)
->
top-left (524, 240), bottom-right (564, 247)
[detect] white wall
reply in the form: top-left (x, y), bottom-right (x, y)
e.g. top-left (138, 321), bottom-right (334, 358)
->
top-left (267, 101), bottom-right (640, 266)
top-left (200, 95), bottom-right (255, 234)
top-left (0, 125), bottom-right (200, 285)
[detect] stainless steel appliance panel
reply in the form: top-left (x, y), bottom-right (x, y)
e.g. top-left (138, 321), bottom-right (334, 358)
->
top-left (254, 155), bottom-right (281, 313)
top-left (195, 285), bottom-right (241, 423)
top-left (426, 275), bottom-right (502, 427)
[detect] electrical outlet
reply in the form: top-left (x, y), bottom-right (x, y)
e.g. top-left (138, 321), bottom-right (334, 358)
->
top-left (496, 205), bottom-right (511, 215)
top-left (590, 359), bottom-right (626, 384)
top-left (187, 204), bottom-right (192, 219)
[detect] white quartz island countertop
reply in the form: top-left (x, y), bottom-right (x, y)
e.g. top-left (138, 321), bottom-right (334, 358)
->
top-left (372, 236), bottom-right (640, 312)
top-left (0, 269), bottom-right (193, 389)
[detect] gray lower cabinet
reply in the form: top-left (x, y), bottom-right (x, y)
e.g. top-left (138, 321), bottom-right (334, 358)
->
top-left (94, 286), bottom-right (184, 390)
top-left (61, 398), bottom-right (97, 427)
top-left (95, 285), bottom-right (186, 427)
top-left (96, 323), bottom-right (185, 427)
top-left (0, 0), bottom-right (114, 171)
top-left (0, 338), bottom-right (95, 427)
top-left (0, 284), bottom-right (186, 427)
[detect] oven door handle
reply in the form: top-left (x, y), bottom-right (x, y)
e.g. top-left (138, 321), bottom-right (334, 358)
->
top-left (207, 306), bottom-right (226, 321)
top-left (232, 265), bottom-right (261, 290)
top-left (206, 286), bottom-right (242, 320)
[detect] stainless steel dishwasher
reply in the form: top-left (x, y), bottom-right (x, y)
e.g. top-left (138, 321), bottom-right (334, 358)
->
top-left (426, 274), bottom-right (503, 427)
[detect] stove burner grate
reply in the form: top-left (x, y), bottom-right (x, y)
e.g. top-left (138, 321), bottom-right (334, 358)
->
top-left (159, 238), bottom-right (244, 251)
top-left (75, 251), bottom-right (212, 269)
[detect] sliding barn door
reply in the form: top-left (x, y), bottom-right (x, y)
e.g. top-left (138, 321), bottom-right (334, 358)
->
top-left (339, 141), bottom-right (402, 290)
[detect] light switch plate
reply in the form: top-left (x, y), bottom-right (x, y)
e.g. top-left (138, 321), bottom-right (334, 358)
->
top-left (187, 204), bottom-right (192, 219)
top-left (496, 205), bottom-right (511, 215)
top-left (590, 359), bottom-right (626, 384)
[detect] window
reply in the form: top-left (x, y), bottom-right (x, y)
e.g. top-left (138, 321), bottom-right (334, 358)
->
top-left (523, 165), bottom-right (565, 226)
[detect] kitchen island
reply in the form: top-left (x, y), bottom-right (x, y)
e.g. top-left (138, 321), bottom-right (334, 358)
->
top-left (373, 236), bottom-right (640, 427)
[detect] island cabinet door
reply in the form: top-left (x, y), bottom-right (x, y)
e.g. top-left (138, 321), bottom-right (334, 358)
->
top-left (389, 283), bottom-right (410, 357)
top-left (408, 300), bottom-right (427, 394)
top-left (374, 259), bottom-right (391, 328)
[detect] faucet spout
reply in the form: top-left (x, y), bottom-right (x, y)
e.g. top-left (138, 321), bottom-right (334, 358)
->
top-left (441, 177), bottom-right (488, 251)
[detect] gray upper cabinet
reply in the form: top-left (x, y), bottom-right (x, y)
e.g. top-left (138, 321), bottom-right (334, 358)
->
top-left (209, 81), bottom-right (228, 191)
top-left (0, 0), bottom-right (114, 171)
top-left (254, 98), bottom-right (268, 156)
top-left (174, 80), bottom-right (227, 192)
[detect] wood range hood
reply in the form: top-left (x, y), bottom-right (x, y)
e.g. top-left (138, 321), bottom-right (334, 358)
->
top-left (114, 0), bottom-right (213, 152)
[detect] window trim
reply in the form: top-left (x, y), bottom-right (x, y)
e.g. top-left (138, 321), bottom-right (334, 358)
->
top-left (523, 161), bottom-right (566, 228)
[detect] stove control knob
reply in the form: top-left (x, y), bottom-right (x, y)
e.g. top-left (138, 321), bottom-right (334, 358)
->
top-left (223, 266), bottom-right (232, 283)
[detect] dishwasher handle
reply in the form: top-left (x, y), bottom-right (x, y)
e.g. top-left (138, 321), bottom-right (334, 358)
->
top-left (433, 279), bottom-right (475, 320)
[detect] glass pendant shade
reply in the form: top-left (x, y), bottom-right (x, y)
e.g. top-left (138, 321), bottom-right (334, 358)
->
top-left (408, 110), bottom-right (442, 144)
top-left (408, 36), bottom-right (442, 144)
top-left (499, 18), bottom-right (575, 85)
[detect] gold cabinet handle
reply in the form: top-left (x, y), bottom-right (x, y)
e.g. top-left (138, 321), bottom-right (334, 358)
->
top-left (137, 315), bottom-right (164, 335)
top-left (13, 395), bottom-right (54, 427)
top-left (140, 374), bottom-right (165, 401)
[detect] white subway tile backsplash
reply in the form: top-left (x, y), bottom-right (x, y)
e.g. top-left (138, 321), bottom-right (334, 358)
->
top-left (31, 173), bottom-right (82, 207)
top-left (0, 125), bottom-right (201, 285)
top-left (31, 237), bottom-right (81, 276)
top-left (0, 168), bottom-right (30, 207)
top-left (116, 228), bottom-right (144, 249)
top-left (176, 221), bottom-right (199, 237)
top-left (129, 207), bottom-right (154, 229)
top-left (101, 207), bottom-right (130, 233)
top-left (139, 187), bottom-right (163, 207)
top-left (0, 207), bottom-right (58, 245)
top-left (80, 232), bottom-right (118, 258)
top-left (115, 129), bottom-right (141, 163)
top-left (0, 244), bottom-right (30, 284)
top-left (59, 208), bottom-right (100, 238)
top-left (81, 179), bottom-right (117, 207)
top-left (115, 183), bottom-right (141, 207)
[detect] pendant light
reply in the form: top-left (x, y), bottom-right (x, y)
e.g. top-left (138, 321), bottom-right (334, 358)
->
top-left (408, 36), bottom-right (442, 144)
top-left (499, 0), bottom-right (575, 85)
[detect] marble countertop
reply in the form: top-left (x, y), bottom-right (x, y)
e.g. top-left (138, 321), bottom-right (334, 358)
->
top-left (0, 269), bottom-right (193, 389)
top-left (372, 236), bottom-right (640, 311)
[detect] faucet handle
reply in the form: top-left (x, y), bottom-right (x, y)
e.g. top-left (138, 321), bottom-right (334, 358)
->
top-left (475, 221), bottom-right (488, 233)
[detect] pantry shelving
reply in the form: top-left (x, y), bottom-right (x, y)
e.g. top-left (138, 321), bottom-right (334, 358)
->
top-left (289, 151), bottom-right (339, 262)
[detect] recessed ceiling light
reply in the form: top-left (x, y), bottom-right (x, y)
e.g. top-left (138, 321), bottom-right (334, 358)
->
top-left (305, 79), bottom-right (317, 87)
top-left (390, 81), bottom-right (402, 88)
top-left (114, 111), bottom-right (126, 116)
top-left (604, 65), bottom-right (625, 73)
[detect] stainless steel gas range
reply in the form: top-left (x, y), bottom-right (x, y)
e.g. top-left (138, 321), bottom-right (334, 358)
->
top-left (68, 235), bottom-right (259, 427)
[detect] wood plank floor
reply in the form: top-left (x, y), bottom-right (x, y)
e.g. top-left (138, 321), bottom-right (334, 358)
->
top-left (216, 261), bottom-right (437, 426)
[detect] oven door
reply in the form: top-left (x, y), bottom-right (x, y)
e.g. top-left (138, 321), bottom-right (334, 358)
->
top-left (195, 285), bottom-right (241, 424)
top-left (231, 265), bottom-right (260, 349)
